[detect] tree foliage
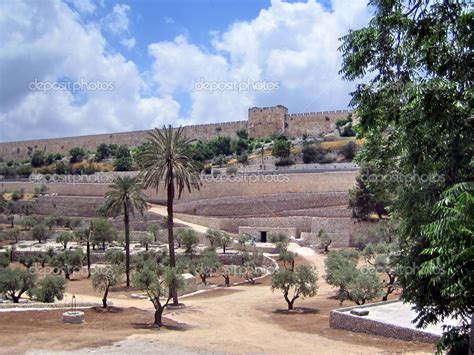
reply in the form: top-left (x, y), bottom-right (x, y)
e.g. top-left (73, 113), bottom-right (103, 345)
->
top-left (271, 265), bottom-right (318, 310)
top-left (340, 0), bottom-right (473, 350)
top-left (132, 264), bottom-right (185, 326)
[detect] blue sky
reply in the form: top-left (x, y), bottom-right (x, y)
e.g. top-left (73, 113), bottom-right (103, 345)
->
top-left (0, 0), bottom-right (372, 141)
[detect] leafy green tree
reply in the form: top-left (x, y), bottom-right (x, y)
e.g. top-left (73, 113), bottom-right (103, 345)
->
top-left (56, 232), bottom-right (73, 250)
top-left (325, 249), bottom-right (383, 305)
top-left (43, 216), bottom-right (56, 230)
top-left (318, 229), bottom-right (331, 253)
top-left (302, 145), bottom-right (321, 164)
top-left (232, 139), bottom-right (249, 156)
top-left (278, 249), bottom-right (296, 272)
top-left (95, 143), bottom-right (111, 161)
top-left (221, 265), bottom-right (234, 287)
top-left (105, 249), bottom-right (125, 266)
top-left (272, 138), bottom-right (290, 158)
top-left (192, 249), bottom-right (221, 285)
top-left (51, 250), bottom-right (84, 280)
top-left (417, 183), bottom-right (474, 353)
top-left (219, 232), bottom-right (232, 254)
top-left (271, 265), bottom-right (318, 310)
top-left (113, 145), bottom-right (133, 171)
top-left (269, 233), bottom-right (289, 251)
top-left (147, 223), bottom-right (160, 242)
top-left (21, 216), bottom-right (37, 231)
top-left (349, 167), bottom-right (388, 220)
top-left (30, 151), bottom-right (45, 167)
top-left (208, 136), bottom-right (232, 156)
top-left (340, 0), bottom-right (473, 350)
top-left (30, 275), bottom-right (66, 303)
top-left (0, 268), bottom-right (36, 303)
top-left (65, 217), bottom-right (82, 230)
top-left (139, 233), bottom-right (154, 251)
top-left (69, 147), bottom-right (85, 163)
top-left (90, 219), bottom-right (116, 250)
top-left (179, 229), bottom-right (199, 256)
top-left (341, 141), bottom-right (357, 161)
top-left (8, 227), bottom-right (20, 243)
top-left (100, 176), bottom-right (146, 288)
top-left (32, 224), bottom-right (48, 243)
top-left (137, 125), bottom-right (201, 305)
top-left (132, 264), bottom-right (185, 327)
top-left (92, 265), bottom-right (123, 308)
top-left (344, 270), bottom-right (384, 305)
top-left (0, 253), bottom-right (10, 268)
top-left (236, 128), bottom-right (248, 140)
top-left (74, 226), bottom-right (92, 278)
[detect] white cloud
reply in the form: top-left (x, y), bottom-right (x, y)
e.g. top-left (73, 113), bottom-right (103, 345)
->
top-left (68, 0), bottom-right (96, 14)
top-left (0, 0), bottom-right (179, 141)
top-left (105, 3), bottom-right (130, 35)
top-left (120, 37), bottom-right (136, 49)
top-left (147, 0), bottom-right (372, 124)
top-left (0, 0), bottom-right (373, 141)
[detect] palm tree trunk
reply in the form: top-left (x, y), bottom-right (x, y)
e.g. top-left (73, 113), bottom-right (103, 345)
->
top-left (167, 176), bottom-right (179, 306)
top-left (86, 240), bottom-right (91, 278)
top-left (124, 203), bottom-right (131, 288)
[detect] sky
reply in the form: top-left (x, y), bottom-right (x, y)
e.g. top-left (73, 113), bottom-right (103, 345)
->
top-left (0, 0), bottom-right (373, 142)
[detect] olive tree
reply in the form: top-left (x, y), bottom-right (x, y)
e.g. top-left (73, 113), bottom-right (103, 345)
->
top-left (51, 250), bottom-right (84, 280)
top-left (192, 249), bottom-right (221, 285)
top-left (271, 265), bottom-right (318, 310)
top-left (0, 268), bottom-right (36, 303)
top-left (92, 265), bottom-right (123, 308)
top-left (132, 264), bottom-right (184, 327)
top-left (325, 249), bottom-right (383, 305)
top-left (30, 275), bottom-right (67, 303)
top-left (32, 224), bottom-right (48, 243)
top-left (56, 232), bottom-right (73, 250)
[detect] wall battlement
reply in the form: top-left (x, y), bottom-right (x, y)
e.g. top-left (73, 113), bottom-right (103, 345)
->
top-left (0, 105), bottom-right (354, 161)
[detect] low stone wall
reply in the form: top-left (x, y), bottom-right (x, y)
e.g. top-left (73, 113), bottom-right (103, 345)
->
top-left (329, 301), bottom-right (439, 343)
top-left (0, 302), bottom-right (101, 309)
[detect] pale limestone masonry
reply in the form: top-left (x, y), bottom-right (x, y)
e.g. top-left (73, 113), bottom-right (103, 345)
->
top-left (0, 105), bottom-right (353, 161)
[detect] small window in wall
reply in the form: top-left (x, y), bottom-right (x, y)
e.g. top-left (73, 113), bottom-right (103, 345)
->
top-left (260, 231), bottom-right (267, 243)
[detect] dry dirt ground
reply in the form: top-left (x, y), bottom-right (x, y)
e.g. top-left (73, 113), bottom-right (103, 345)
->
top-left (0, 250), bottom-right (435, 354)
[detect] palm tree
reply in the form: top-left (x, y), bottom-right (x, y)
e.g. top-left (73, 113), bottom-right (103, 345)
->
top-left (137, 125), bottom-right (201, 305)
top-left (100, 176), bottom-right (147, 287)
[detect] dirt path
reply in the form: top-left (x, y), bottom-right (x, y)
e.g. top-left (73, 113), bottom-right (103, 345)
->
top-left (60, 247), bottom-right (433, 354)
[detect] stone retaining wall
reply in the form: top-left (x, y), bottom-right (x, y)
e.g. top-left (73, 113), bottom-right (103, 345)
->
top-left (329, 301), bottom-right (439, 343)
top-left (174, 192), bottom-right (350, 217)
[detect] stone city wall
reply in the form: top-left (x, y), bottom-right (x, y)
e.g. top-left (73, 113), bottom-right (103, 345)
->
top-left (0, 121), bottom-right (247, 161)
top-left (0, 105), bottom-right (354, 161)
top-left (285, 110), bottom-right (353, 138)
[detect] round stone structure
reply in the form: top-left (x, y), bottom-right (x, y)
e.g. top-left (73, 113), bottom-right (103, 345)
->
top-left (62, 311), bottom-right (85, 324)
